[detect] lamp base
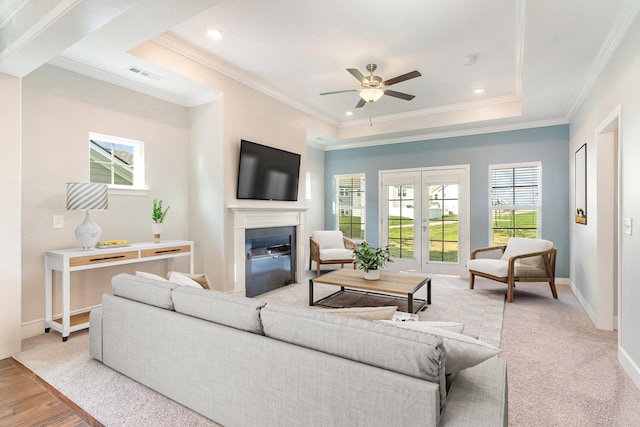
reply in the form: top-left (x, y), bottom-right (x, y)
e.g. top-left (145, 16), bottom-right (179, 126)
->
top-left (75, 211), bottom-right (102, 250)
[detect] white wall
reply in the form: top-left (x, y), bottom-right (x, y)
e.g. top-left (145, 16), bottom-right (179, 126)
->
top-left (570, 13), bottom-right (640, 386)
top-left (0, 73), bottom-right (22, 358)
top-left (20, 65), bottom-right (191, 337)
top-left (188, 100), bottom-right (226, 286)
top-left (304, 145), bottom-right (326, 264)
top-left (131, 40), bottom-right (336, 291)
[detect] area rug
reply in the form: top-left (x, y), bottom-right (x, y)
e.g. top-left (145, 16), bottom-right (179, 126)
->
top-left (12, 276), bottom-right (503, 426)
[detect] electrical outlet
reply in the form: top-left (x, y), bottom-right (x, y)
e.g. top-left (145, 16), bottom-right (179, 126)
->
top-left (53, 215), bottom-right (64, 229)
top-left (623, 217), bottom-right (632, 235)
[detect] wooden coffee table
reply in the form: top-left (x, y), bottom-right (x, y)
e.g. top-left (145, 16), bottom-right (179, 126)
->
top-left (309, 269), bottom-right (431, 314)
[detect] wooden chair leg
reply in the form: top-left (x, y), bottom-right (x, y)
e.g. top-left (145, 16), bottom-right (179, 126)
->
top-left (549, 279), bottom-right (558, 299)
top-left (506, 279), bottom-right (515, 302)
top-left (469, 273), bottom-right (475, 289)
top-left (316, 262), bottom-right (321, 276)
top-left (309, 258), bottom-right (312, 271)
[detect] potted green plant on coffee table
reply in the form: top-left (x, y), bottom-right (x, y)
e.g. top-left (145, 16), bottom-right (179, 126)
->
top-left (352, 241), bottom-right (393, 280)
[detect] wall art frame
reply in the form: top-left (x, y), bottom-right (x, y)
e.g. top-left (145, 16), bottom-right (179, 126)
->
top-left (575, 143), bottom-right (587, 224)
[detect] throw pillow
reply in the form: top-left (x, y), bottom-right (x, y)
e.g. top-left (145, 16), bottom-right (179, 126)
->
top-left (315, 306), bottom-right (397, 321)
top-left (382, 321), bottom-right (500, 373)
top-left (135, 271), bottom-right (169, 282)
top-left (378, 320), bottom-right (465, 334)
top-left (167, 271), bottom-right (201, 288)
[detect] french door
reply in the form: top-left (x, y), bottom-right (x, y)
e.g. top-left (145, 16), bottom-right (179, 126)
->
top-left (380, 166), bottom-right (469, 276)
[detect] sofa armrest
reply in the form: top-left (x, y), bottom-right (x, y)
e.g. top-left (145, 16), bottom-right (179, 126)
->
top-left (89, 307), bottom-right (103, 362)
top-left (440, 357), bottom-right (508, 427)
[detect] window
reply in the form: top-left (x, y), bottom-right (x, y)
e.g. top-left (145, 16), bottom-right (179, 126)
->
top-left (90, 132), bottom-right (145, 191)
top-left (489, 162), bottom-right (541, 245)
top-left (335, 174), bottom-right (365, 240)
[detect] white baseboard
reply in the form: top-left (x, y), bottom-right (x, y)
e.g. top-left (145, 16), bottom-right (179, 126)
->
top-left (570, 279), bottom-right (599, 327)
top-left (619, 346), bottom-right (640, 390)
top-left (556, 277), bottom-right (571, 285)
top-left (21, 304), bottom-right (102, 340)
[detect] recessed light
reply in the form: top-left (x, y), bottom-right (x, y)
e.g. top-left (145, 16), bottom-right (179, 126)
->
top-left (207, 27), bottom-right (224, 39)
top-left (464, 54), bottom-right (477, 66)
top-left (473, 88), bottom-right (485, 94)
top-left (345, 111), bottom-right (353, 116)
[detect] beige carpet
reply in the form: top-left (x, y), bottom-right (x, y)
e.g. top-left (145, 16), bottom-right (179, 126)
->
top-left (12, 277), bottom-right (503, 426)
top-left (473, 277), bottom-right (640, 426)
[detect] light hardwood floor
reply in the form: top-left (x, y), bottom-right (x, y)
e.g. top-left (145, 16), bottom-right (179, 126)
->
top-left (0, 358), bottom-right (101, 427)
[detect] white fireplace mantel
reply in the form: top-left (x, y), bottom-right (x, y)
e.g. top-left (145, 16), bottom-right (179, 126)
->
top-left (228, 205), bottom-right (308, 295)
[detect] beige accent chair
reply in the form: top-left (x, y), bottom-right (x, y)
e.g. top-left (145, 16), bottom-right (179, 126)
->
top-left (309, 230), bottom-right (357, 275)
top-left (467, 237), bottom-right (558, 302)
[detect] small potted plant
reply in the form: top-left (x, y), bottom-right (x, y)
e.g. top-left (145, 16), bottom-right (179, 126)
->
top-left (152, 199), bottom-right (170, 243)
top-left (352, 241), bottom-right (393, 280)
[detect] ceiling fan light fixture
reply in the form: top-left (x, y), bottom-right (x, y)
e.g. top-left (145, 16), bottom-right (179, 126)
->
top-left (359, 88), bottom-right (384, 103)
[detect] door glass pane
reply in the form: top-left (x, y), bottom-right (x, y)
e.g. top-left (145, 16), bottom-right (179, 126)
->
top-left (387, 184), bottom-right (414, 259)
top-left (427, 184), bottom-right (459, 262)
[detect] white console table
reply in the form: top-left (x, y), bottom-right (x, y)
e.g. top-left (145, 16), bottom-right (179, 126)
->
top-left (45, 240), bottom-right (194, 341)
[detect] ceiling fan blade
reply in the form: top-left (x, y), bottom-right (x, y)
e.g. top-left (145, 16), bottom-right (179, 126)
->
top-left (320, 89), bottom-right (358, 95)
top-left (384, 89), bottom-right (415, 101)
top-left (355, 98), bottom-right (367, 108)
top-left (347, 68), bottom-right (366, 83)
top-left (383, 70), bottom-right (422, 86)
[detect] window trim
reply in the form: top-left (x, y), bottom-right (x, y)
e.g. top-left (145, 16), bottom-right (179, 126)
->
top-left (90, 132), bottom-right (148, 195)
top-left (488, 161), bottom-right (542, 245)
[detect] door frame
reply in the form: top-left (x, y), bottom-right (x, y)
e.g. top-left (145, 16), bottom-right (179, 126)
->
top-left (379, 164), bottom-right (470, 276)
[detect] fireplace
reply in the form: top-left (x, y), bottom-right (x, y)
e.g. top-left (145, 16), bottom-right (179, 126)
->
top-left (245, 226), bottom-right (296, 297)
top-left (229, 206), bottom-right (307, 296)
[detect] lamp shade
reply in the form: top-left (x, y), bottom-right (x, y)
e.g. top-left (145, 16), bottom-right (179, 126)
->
top-left (66, 183), bottom-right (108, 211)
top-left (359, 88), bottom-right (384, 103)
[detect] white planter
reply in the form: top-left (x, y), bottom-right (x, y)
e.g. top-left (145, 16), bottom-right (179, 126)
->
top-left (363, 269), bottom-right (380, 281)
top-left (152, 223), bottom-right (162, 243)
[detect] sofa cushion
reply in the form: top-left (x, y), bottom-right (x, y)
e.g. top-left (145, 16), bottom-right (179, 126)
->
top-left (261, 303), bottom-right (447, 392)
top-left (167, 271), bottom-right (201, 288)
top-left (316, 306), bottom-right (397, 320)
top-left (112, 273), bottom-right (179, 310)
top-left (168, 271), bottom-right (213, 290)
top-left (172, 286), bottom-right (266, 335)
top-left (135, 271), bottom-right (169, 281)
top-left (378, 320), bottom-right (465, 334)
top-left (319, 248), bottom-right (354, 261)
top-left (312, 230), bottom-right (345, 249)
top-left (378, 321), bottom-right (500, 374)
top-left (467, 258), bottom-right (508, 277)
top-left (501, 237), bottom-right (553, 269)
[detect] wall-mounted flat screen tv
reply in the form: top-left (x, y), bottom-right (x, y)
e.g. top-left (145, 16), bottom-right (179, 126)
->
top-left (237, 139), bottom-right (301, 201)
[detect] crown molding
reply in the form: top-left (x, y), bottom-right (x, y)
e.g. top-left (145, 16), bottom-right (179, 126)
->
top-left (0, 0), bottom-right (81, 66)
top-left (566, 0), bottom-right (640, 121)
top-left (323, 117), bottom-right (569, 151)
top-left (47, 56), bottom-right (221, 107)
top-left (152, 33), bottom-right (341, 127)
top-left (338, 95), bottom-right (521, 128)
top-left (0, 0), bottom-right (29, 28)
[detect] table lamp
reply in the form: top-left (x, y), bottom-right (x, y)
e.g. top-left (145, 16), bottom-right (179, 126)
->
top-left (66, 182), bottom-right (108, 249)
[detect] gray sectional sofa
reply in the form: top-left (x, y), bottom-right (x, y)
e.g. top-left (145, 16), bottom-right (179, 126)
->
top-left (89, 273), bottom-right (507, 426)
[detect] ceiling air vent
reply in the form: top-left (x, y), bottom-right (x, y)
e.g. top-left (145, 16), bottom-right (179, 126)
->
top-left (127, 66), bottom-right (162, 81)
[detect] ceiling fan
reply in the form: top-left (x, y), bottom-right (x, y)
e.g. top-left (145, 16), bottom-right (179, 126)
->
top-left (320, 63), bottom-right (422, 109)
